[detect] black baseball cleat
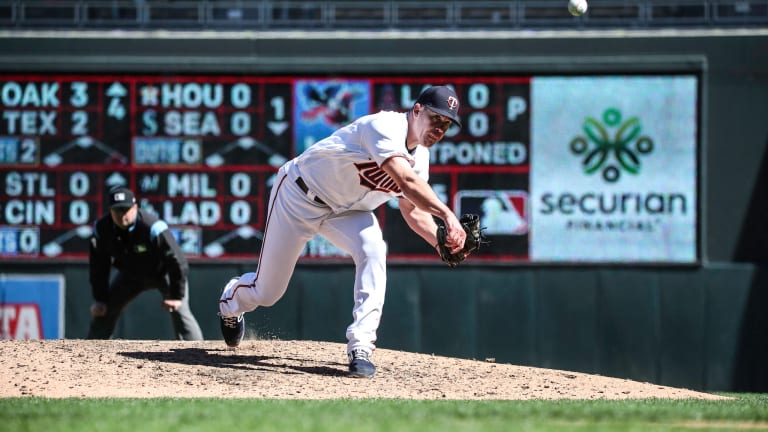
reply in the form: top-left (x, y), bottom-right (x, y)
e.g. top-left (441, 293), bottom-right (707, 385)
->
top-left (348, 349), bottom-right (376, 378)
top-left (219, 313), bottom-right (245, 348)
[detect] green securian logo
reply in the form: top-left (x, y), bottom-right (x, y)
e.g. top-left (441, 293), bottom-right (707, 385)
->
top-left (570, 108), bottom-right (654, 183)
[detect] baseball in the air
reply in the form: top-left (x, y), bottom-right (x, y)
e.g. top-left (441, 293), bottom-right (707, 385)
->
top-left (568, 0), bottom-right (588, 16)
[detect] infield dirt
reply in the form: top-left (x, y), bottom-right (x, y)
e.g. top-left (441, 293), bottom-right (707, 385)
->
top-left (1, 339), bottom-right (728, 400)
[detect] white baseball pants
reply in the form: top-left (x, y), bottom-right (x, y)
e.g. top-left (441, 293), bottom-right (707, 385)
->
top-left (219, 166), bottom-right (387, 354)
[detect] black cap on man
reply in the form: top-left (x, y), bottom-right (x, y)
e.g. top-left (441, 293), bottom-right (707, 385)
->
top-left (415, 85), bottom-right (462, 128)
top-left (109, 187), bottom-right (136, 210)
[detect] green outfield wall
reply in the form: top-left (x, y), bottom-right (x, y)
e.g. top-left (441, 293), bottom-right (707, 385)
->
top-left (2, 261), bottom-right (767, 392)
top-left (1, 29), bottom-right (767, 392)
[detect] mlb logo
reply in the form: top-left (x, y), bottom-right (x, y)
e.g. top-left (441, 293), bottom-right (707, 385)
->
top-left (454, 190), bottom-right (529, 235)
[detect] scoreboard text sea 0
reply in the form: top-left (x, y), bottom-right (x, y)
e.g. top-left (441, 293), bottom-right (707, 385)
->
top-left (0, 76), bottom-right (531, 262)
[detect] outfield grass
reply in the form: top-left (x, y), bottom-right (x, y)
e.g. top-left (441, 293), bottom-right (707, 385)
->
top-left (2, 394), bottom-right (767, 431)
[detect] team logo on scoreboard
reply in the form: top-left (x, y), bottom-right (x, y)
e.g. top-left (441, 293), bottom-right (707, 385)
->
top-left (454, 190), bottom-right (529, 235)
top-left (569, 108), bottom-right (654, 183)
top-left (294, 80), bottom-right (370, 153)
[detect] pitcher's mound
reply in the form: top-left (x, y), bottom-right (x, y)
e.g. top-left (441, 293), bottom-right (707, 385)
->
top-left (1, 339), bottom-right (726, 400)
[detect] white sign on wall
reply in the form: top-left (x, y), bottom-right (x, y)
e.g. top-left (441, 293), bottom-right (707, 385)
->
top-left (530, 76), bottom-right (698, 263)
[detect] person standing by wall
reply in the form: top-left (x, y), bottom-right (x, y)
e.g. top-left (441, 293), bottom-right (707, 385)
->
top-left (87, 186), bottom-right (204, 340)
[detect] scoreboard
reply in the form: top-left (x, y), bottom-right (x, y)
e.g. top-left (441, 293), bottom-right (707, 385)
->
top-left (0, 75), bottom-right (531, 262)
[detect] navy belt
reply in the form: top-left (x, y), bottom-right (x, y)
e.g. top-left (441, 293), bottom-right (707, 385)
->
top-left (295, 177), bottom-right (327, 205)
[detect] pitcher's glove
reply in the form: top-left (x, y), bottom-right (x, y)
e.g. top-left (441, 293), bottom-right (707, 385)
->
top-left (436, 214), bottom-right (488, 268)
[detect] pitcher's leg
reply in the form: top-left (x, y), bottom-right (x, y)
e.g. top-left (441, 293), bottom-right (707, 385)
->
top-left (218, 225), bottom-right (312, 316)
top-left (219, 174), bottom-right (323, 317)
top-left (320, 212), bottom-right (387, 355)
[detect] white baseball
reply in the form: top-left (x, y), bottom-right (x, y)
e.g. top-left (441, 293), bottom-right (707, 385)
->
top-left (568, 0), bottom-right (588, 16)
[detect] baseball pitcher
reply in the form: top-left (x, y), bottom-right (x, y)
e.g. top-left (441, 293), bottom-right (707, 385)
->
top-left (218, 86), bottom-right (481, 377)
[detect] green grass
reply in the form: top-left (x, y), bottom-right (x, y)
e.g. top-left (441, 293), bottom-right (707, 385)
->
top-left (2, 394), bottom-right (768, 432)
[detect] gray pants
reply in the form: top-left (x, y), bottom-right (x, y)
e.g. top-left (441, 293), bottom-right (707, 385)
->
top-left (87, 272), bottom-right (204, 340)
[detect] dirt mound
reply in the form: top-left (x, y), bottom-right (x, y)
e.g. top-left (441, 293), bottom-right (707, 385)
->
top-left (1, 339), bottom-right (726, 400)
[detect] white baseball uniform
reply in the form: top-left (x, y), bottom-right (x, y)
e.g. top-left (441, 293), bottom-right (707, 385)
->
top-left (219, 110), bottom-right (429, 354)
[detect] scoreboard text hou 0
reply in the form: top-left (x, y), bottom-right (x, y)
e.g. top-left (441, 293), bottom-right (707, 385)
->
top-left (0, 74), bottom-right (699, 264)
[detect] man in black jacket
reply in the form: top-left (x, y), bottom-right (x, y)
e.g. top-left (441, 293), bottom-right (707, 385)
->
top-left (87, 186), bottom-right (203, 340)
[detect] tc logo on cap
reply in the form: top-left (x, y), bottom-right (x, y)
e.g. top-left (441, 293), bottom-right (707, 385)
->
top-left (114, 192), bottom-right (127, 201)
top-left (446, 96), bottom-right (459, 111)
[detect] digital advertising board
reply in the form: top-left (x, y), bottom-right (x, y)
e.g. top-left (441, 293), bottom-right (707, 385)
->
top-left (530, 76), bottom-right (699, 263)
top-left (0, 74), bottom-right (699, 264)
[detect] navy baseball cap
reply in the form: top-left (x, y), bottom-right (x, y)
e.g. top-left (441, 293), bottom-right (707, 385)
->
top-left (109, 187), bottom-right (136, 210)
top-left (415, 85), bottom-right (462, 128)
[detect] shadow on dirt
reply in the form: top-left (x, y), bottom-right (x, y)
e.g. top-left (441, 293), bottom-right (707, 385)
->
top-left (119, 348), bottom-right (348, 377)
